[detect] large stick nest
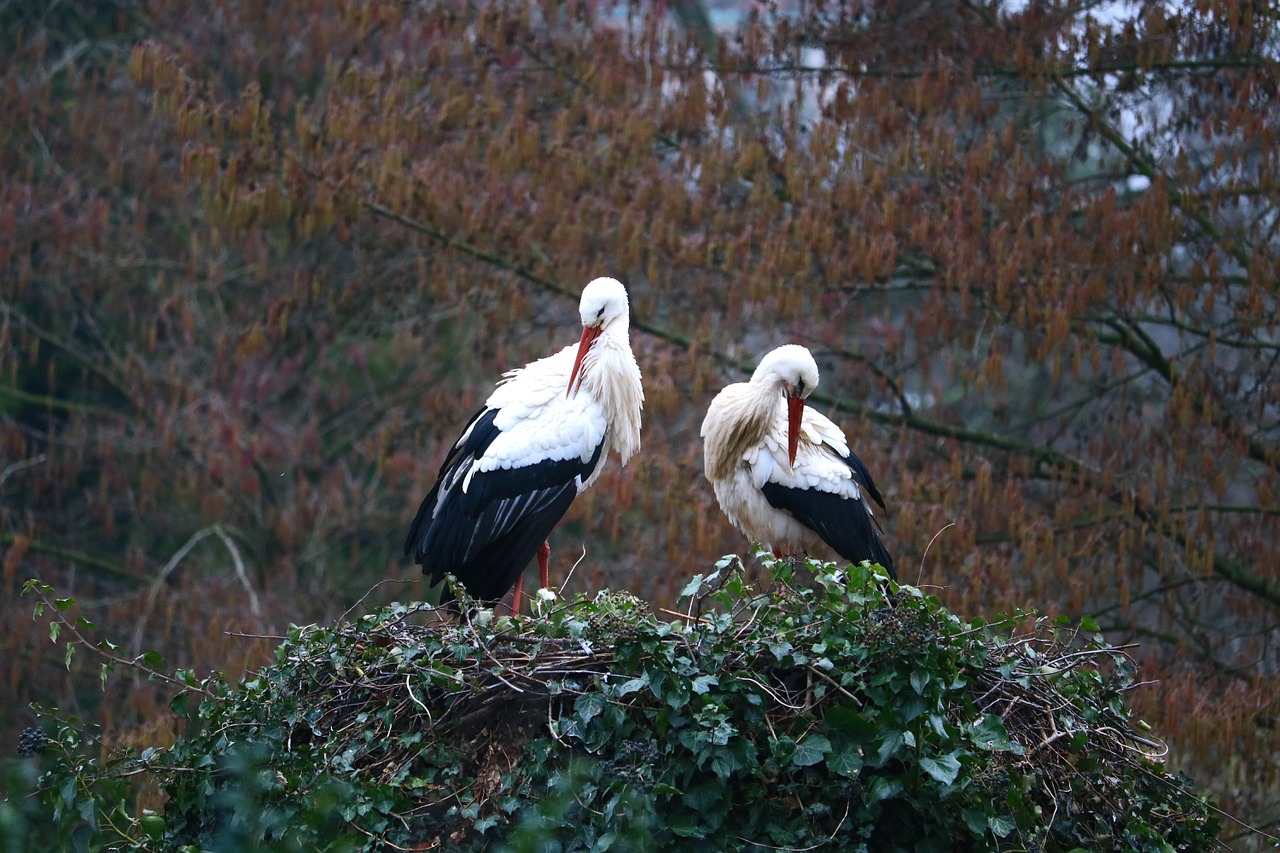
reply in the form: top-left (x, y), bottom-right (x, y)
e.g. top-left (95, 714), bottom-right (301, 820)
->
top-left (182, 564), bottom-right (1218, 850)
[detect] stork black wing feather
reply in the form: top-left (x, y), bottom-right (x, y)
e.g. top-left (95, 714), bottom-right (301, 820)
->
top-left (760, 481), bottom-right (895, 580)
top-left (846, 450), bottom-right (888, 513)
top-left (404, 407), bottom-right (498, 557)
top-left (404, 407), bottom-right (606, 603)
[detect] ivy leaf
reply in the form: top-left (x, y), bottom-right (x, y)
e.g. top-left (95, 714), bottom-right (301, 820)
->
top-left (791, 734), bottom-right (831, 767)
top-left (826, 705), bottom-right (877, 741)
top-left (825, 744), bottom-right (863, 777)
top-left (961, 807), bottom-right (988, 835)
top-left (969, 714), bottom-right (1023, 753)
top-left (919, 752), bottom-right (962, 785)
top-left (679, 574), bottom-right (706, 599)
top-left (988, 814), bottom-right (1016, 837)
top-left (575, 692), bottom-right (605, 724)
top-left (867, 776), bottom-right (903, 803)
top-left (691, 675), bottom-right (717, 695)
top-left (767, 640), bottom-right (794, 661)
top-left (615, 673), bottom-right (650, 697)
top-left (910, 670), bottom-right (931, 695)
top-left (874, 730), bottom-right (904, 766)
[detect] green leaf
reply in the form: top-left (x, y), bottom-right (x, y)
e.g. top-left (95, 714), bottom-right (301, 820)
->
top-left (969, 714), bottom-right (1022, 753)
top-left (54, 598), bottom-right (75, 611)
top-left (826, 705), bottom-right (877, 741)
top-left (874, 730), bottom-right (904, 766)
top-left (713, 554), bottom-right (738, 571)
top-left (616, 673), bottom-right (650, 696)
top-left (825, 744), bottom-right (863, 777)
top-left (919, 752), bottom-right (962, 785)
top-left (867, 776), bottom-right (902, 803)
top-left (49, 622), bottom-right (60, 644)
top-left (575, 692), bottom-right (605, 724)
top-left (961, 807), bottom-right (988, 835)
top-left (791, 734), bottom-right (832, 767)
top-left (910, 670), bottom-right (931, 694)
top-left (767, 640), bottom-right (794, 660)
top-left (679, 574), bottom-right (706, 599)
top-left (988, 814), bottom-right (1016, 837)
top-left (691, 674), bottom-right (717, 695)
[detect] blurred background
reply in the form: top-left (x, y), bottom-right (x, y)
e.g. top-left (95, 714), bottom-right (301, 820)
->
top-left (2, 0), bottom-right (1277, 844)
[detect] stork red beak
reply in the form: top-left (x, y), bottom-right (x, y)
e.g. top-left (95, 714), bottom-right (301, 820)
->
top-left (567, 324), bottom-right (602, 397)
top-left (787, 394), bottom-right (804, 467)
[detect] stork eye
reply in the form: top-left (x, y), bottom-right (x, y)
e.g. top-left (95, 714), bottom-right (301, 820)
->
top-left (797, 379), bottom-right (806, 396)
top-left (596, 307), bottom-right (605, 320)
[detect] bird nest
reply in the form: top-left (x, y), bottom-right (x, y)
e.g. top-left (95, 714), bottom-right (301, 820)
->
top-left (163, 562), bottom-right (1217, 850)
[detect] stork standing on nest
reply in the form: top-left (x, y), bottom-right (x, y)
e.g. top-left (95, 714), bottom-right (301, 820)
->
top-left (405, 277), bottom-right (644, 608)
top-left (700, 344), bottom-right (894, 578)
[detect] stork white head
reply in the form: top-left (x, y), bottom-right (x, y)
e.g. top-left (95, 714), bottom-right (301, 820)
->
top-left (569, 277), bottom-right (630, 397)
top-left (753, 345), bottom-right (820, 467)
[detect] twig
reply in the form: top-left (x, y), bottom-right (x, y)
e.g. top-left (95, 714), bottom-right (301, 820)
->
top-left (0, 453), bottom-right (46, 489)
top-left (558, 544), bottom-right (588, 596)
top-left (917, 522), bottom-right (956, 585)
top-left (212, 524), bottom-right (260, 617)
top-left (131, 527), bottom-right (219, 660)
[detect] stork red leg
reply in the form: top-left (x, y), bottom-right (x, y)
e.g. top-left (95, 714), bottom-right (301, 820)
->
top-left (538, 540), bottom-right (551, 590)
top-left (511, 573), bottom-right (524, 616)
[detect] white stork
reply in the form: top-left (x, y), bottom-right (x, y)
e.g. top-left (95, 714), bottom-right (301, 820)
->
top-left (405, 277), bottom-right (644, 607)
top-left (700, 344), bottom-right (895, 579)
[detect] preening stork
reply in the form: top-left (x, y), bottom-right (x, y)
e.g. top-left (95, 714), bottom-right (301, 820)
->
top-left (405, 277), bottom-right (644, 607)
top-left (700, 344), bottom-right (895, 579)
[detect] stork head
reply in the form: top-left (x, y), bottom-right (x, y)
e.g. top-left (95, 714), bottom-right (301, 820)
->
top-left (753, 345), bottom-right (819, 467)
top-left (568, 277), bottom-right (630, 397)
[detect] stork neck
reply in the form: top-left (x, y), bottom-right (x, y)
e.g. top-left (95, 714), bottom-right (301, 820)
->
top-left (575, 323), bottom-right (643, 464)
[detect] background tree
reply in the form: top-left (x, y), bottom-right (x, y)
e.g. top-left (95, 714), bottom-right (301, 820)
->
top-left (2, 0), bottom-right (1277, 845)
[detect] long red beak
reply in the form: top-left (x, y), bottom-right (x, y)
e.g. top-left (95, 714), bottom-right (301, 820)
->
top-left (567, 324), bottom-right (602, 397)
top-left (787, 394), bottom-right (804, 467)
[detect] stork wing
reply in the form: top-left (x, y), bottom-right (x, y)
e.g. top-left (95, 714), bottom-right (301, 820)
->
top-left (755, 410), bottom-right (895, 578)
top-left (405, 396), bottom-right (607, 602)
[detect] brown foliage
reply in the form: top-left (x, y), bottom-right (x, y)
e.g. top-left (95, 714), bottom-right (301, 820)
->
top-left (2, 0), bottom-right (1277, 843)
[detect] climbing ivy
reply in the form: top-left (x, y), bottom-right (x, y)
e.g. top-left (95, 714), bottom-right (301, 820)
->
top-left (10, 560), bottom-right (1221, 851)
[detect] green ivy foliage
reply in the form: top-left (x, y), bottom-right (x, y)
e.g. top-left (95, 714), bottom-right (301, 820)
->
top-left (9, 560), bottom-right (1221, 851)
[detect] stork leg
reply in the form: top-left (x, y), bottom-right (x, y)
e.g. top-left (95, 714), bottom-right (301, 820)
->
top-left (511, 573), bottom-right (524, 616)
top-left (538, 540), bottom-right (551, 590)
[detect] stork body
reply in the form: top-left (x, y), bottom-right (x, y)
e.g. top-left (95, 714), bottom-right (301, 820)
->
top-left (405, 277), bottom-right (643, 605)
top-left (701, 345), bottom-right (894, 578)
